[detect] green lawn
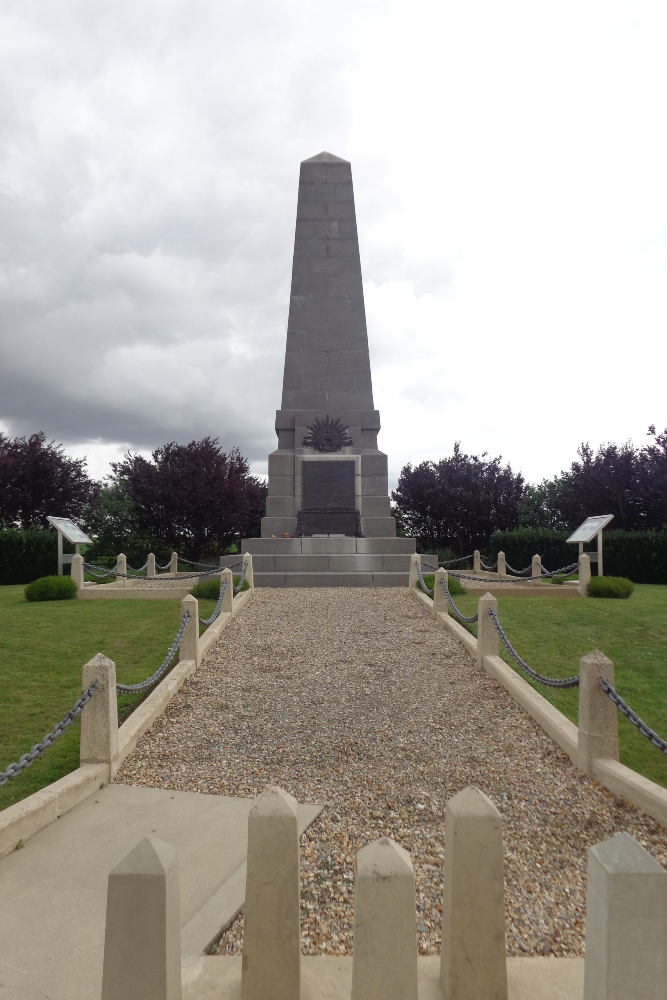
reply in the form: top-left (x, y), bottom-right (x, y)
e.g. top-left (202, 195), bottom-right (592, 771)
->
top-left (432, 581), bottom-right (667, 789)
top-left (0, 586), bottom-right (219, 811)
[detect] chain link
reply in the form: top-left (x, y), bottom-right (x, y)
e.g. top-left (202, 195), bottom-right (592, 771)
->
top-left (421, 554), bottom-right (474, 571)
top-left (156, 558), bottom-right (174, 570)
top-left (441, 578), bottom-right (479, 623)
top-left (233, 560), bottom-right (248, 593)
top-left (449, 571), bottom-right (542, 586)
top-left (480, 559), bottom-right (498, 571)
top-left (600, 679), bottom-right (667, 755)
top-left (505, 562), bottom-right (532, 576)
top-left (415, 562), bottom-right (434, 595)
top-left (488, 608), bottom-right (580, 687)
top-left (0, 682), bottom-right (98, 786)
top-left (84, 562), bottom-right (120, 578)
top-left (116, 611), bottom-right (190, 693)
top-left (538, 562), bottom-right (579, 578)
top-left (198, 580), bottom-right (228, 626)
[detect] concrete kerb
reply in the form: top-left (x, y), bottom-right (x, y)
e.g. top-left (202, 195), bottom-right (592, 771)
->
top-left (416, 588), bottom-right (667, 829)
top-left (0, 577), bottom-right (256, 858)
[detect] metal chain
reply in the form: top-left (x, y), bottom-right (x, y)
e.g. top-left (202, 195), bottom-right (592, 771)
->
top-left (488, 608), bottom-right (580, 687)
top-left (126, 560), bottom-right (149, 576)
top-left (441, 578), bottom-right (479, 623)
top-left (449, 571), bottom-right (540, 586)
top-left (233, 560), bottom-right (249, 593)
top-left (198, 580), bottom-right (228, 626)
top-left (83, 562), bottom-right (120, 578)
top-left (0, 682), bottom-right (98, 786)
top-left (421, 554), bottom-right (474, 571)
top-left (156, 558), bottom-right (174, 570)
top-left (600, 679), bottom-right (667, 755)
top-left (480, 559), bottom-right (498, 571)
top-left (505, 562), bottom-right (532, 576)
top-left (538, 562), bottom-right (579, 578)
top-left (415, 562), bottom-right (434, 595)
top-left (116, 612), bottom-right (190, 693)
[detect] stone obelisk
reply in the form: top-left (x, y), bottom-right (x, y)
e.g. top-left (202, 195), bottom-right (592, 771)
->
top-left (261, 151), bottom-right (396, 539)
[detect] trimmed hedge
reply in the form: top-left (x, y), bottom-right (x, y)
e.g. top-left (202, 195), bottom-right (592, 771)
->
top-left (489, 528), bottom-right (667, 585)
top-left (190, 576), bottom-right (250, 600)
top-left (421, 574), bottom-right (467, 596)
top-left (24, 575), bottom-right (77, 601)
top-left (0, 528), bottom-right (58, 585)
top-left (587, 576), bottom-right (634, 599)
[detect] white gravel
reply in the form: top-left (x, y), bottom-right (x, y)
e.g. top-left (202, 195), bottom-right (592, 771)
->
top-left (115, 588), bottom-right (667, 957)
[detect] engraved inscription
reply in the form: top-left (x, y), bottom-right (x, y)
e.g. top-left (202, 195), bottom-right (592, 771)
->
top-left (302, 461), bottom-right (355, 509)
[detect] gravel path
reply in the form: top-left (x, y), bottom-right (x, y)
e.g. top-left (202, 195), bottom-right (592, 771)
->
top-left (115, 588), bottom-right (667, 957)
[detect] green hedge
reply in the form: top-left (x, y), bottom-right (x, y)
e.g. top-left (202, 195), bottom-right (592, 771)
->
top-left (587, 576), bottom-right (634, 599)
top-left (24, 575), bottom-right (78, 601)
top-left (489, 528), bottom-right (667, 584)
top-left (0, 528), bottom-right (58, 585)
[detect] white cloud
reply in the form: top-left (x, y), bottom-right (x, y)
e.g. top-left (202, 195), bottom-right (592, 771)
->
top-left (0, 0), bottom-right (665, 489)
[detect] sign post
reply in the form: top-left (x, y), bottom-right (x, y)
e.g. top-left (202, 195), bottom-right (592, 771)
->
top-left (47, 517), bottom-right (93, 576)
top-left (566, 515), bottom-right (614, 577)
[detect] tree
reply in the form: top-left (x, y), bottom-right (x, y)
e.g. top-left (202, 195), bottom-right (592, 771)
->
top-left (518, 478), bottom-right (569, 530)
top-left (110, 437), bottom-right (266, 559)
top-left (391, 442), bottom-right (524, 553)
top-left (0, 431), bottom-right (97, 529)
top-left (638, 425), bottom-right (667, 530)
top-left (555, 441), bottom-right (644, 531)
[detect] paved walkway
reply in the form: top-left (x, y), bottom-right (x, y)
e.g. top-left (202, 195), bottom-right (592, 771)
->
top-left (116, 588), bottom-right (667, 958)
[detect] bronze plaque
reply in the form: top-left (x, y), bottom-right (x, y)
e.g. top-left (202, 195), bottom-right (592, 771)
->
top-left (302, 461), bottom-right (355, 509)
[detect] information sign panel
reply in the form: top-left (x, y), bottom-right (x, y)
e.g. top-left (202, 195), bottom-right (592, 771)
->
top-left (566, 515), bottom-right (614, 545)
top-left (47, 516), bottom-right (92, 545)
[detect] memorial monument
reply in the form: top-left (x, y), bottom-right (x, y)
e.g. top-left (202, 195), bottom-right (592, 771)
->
top-left (240, 152), bottom-right (422, 586)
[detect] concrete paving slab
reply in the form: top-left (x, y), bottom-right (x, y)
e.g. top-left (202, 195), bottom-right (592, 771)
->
top-left (0, 784), bottom-right (322, 1000)
top-left (182, 955), bottom-right (585, 999)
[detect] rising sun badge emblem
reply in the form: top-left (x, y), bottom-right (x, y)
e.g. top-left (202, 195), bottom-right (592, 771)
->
top-left (302, 416), bottom-right (353, 453)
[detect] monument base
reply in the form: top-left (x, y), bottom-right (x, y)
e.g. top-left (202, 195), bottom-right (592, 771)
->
top-left (223, 537), bottom-right (438, 588)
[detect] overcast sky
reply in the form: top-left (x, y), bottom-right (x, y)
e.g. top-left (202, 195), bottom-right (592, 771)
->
top-left (1, 0), bottom-right (665, 489)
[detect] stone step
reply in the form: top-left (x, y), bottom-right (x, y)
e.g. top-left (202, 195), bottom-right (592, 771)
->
top-left (254, 571), bottom-right (409, 588)
top-left (240, 536), bottom-right (417, 556)
top-left (248, 554), bottom-right (414, 573)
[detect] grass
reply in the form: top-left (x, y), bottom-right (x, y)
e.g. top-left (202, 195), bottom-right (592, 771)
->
top-left (440, 584), bottom-right (667, 789)
top-left (0, 585), bottom-right (220, 812)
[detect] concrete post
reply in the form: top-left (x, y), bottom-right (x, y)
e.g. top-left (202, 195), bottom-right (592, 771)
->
top-left (440, 786), bottom-right (508, 1000)
top-left (242, 552), bottom-right (255, 593)
top-left (433, 568), bottom-right (448, 619)
top-left (116, 553), bottom-right (127, 588)
top-left (579, 553), bottom-right (591, 597)
top-left (578, 650), bottom-right (619, 777)
top-left (473, 550), bottom-right (481, 574)
top-left (101, 836), bottom-right (182, 1000)
top-left (351, 837), bottom-right (418, 1000)
top-left (242, 787), bottom-right (300, 1000)
top-left (169, 551), bottom-right (178, 576)
top-left (583, 832), bottom-right (667, 1000)
top-left (80, 653), bottom-right (119, 767)
top-left (531, 553), bottom-right (541, 583)
top-left (147, 553), bottom-right (156, 578)
top-left (409, 552), bottom-right (420, 591)
top-left (179, 595), bottom-right (200, 668)
top-left (497, 551), bottom-right (507, 579)
top-left (477, 593), bottom-right (499, 668)
top-left (71, 553), bottom-right (85, 590)
top-left (221, 567), bottom-right (234, 613)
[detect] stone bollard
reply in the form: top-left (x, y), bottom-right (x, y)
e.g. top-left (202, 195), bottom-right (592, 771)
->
top-left (242, 552), bottom-right (255, 593)
top-left (531, 553), bottom-right (541, 583)
top-left (80, 653), bottom-right (119, 767)
top-left (147, 553), bottom-right (156, 578)
top-left (497, 550), bottom-right (507, 579)
top-left (433, 568), bottom-right (448, 619)
top-left (71, 552), bottom-right (85, 590)
top-left (578, 650), bottom-right (619, 777)
top-left (579, 553), bottom-right (591, 597)
top-left (408, 552), bottom-right (421, 591)
top-left (476, 593), bottom-right (499, 668)
top-left (116, 552), bottom-right (127, 588)
top-left (169, 551), bottom-right (178, 576)
top-left (242, 787), bottom-right (300, 1000)
top-left (221, 567), bottom-right (234, 614)
top-left (440, 786), bottom-right (508, 1000)
top-left (473, 549), bottom-right (481, 574)
top-left (351, 838), bottom-right (418, 1000)
top-left (101, 836), bottom-right (182, 1000)
top-left (583, 832), bottom-right (667, 1000)
top-left (179, 595), bottom-right (200, 668)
